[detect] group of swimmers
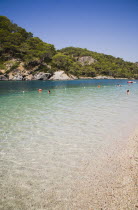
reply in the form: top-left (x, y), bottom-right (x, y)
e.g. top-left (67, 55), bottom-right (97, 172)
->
top-left (116, 84), bottom-right (130, 94)
top-left (37, 85), bottom-right (130, 95)
top-left (98, 84), bottom-right (130, 95)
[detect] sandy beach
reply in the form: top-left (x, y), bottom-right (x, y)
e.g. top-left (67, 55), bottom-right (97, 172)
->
top-left (111, 128), bottom-right (138, 210)
top-left (67, 129), bottom-right (138, 210)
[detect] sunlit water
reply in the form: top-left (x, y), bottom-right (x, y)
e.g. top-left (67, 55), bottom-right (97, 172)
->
top-left (0, 79), bottom-right (138, 209)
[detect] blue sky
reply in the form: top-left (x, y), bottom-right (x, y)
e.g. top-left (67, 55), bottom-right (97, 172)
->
top-left (0, 0), bottom-right (138, 62)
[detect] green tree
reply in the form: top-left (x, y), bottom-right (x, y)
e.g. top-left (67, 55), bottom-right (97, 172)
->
top-left (52, 53), bottom-right (73, 72)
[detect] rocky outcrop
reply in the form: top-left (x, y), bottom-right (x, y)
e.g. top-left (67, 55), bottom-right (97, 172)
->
top-left (8, 71), bottom-right (24, 80)
top-left (77, 56), bottom-right (96, 66)
top-left (7, 72), bottom-right (51, 80)
top-left (8, 72), bottom-right (24, 80)
top-left (0, 75), bottom-right (8, 80)
top-left (12, 74), bottom-right (23, 80)
top-left (0, 71), bottom-right (76, 81)
top-left (25, 74), bottom-right (34, 80)
top-left (0, 57), bottom-right (130, 81)
top-left (49, 71), bottom-right (77, 80)
top-left (33, 72), bottom-right (51, 80)
top-left (0, 59), bottom-right (52, 80)
top-left (0, 70), bottom-right (5, 74)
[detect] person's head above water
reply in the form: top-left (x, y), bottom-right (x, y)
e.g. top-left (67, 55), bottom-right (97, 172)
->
top-left (127, 90), bottom-right (130, 94)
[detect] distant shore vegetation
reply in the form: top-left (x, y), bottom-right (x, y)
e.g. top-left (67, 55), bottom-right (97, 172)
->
top-left (0, 16), bottom-right (138, 79)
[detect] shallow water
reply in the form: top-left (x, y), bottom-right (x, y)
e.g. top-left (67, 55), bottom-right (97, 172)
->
top-left (0, 79), bottom-right (138, 209)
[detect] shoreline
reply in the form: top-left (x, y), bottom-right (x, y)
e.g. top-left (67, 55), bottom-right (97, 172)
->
top-left (0, 71), bottom-right (134, 81)
top-left (0, 77), bottom-right (131, 81)
top-left (0, 77), bottom-right (132, 82)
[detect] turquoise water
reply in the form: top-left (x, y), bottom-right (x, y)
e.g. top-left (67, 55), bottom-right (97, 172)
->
top-left (0, 79), bottom-right (138, 209)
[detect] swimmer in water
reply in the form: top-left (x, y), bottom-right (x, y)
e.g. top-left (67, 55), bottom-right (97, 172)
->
top-left (38, 89), bottom-right (42, 92)
top-left (126, 90), bottom-right (130, 95)
top-left (48, 90), bottom-right (50, 94)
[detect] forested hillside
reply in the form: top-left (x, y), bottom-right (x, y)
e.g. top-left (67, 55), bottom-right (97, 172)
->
top-left (0, 16), bottom-right (138, 80)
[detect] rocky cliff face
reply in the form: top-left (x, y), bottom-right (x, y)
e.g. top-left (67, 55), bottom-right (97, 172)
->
top-left (49, 71), bottom-right (77, 80)
top-left (0, 56), bottom-right (95, 81)
top-left (0, 59), bottom-right (77, 80)
top-left (0, 59), bottom-right (52, 81)
top-left (0, 75), bottom-right (8, 80)
top-left (1, 56), bottom-right (131, 81)
top-left (76, 56), bottom-right (96, 66)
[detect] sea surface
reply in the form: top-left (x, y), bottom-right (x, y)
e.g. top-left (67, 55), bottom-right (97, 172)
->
top-left (0, 79), bottom-right (138, 209)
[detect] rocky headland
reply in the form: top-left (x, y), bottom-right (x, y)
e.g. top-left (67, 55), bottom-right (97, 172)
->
top-left (0, 56), bottom-right (113, 81)
top-left (0, 16), bottom-right (138, 81)
top-left (0, 57), bottom-right (129, 81)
